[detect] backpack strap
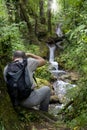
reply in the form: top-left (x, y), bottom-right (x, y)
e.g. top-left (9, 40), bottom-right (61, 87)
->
top-left (33, 72), bottom-right (38, 87)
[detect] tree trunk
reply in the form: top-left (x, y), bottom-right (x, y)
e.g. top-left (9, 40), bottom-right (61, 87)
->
top-left (35, 17), bottom-right (38, 36)
top-left (47, 0), bottom-right (52, 33)
top-left (39, 0), bottom-right (46, 24)
top-left (14, 1), bottom-right (21, 23)
top-left (5, 0), bottom-right (14, 22)
top-left (19, 0), bottom-right (32, 32)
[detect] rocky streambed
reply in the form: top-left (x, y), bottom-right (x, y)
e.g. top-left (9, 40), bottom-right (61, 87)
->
top-left (49, 68), bottom-right (79, 116)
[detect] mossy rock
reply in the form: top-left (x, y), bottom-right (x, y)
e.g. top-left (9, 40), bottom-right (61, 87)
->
top-left (0, 90), bottom-right (24, 130)
top-left (39, 42), bottom-right (49, 58)
top-left (36, 77), bottom-right (51, 88)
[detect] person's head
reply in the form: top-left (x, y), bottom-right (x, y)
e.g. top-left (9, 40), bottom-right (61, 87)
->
top-left (13, 50), bottom-right (26, 60)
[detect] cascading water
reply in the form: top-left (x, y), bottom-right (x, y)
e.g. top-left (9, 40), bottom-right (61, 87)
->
top-left (48, 44), bottom-right (58, 71)
top-left (49, 45), bottom-right (56, 63)
top-left (56, 23), bottom-right (63, 38)
top-left (47, 43), bottom-right (65, 77)
top-left (47, 43), bottom-right (76, 115)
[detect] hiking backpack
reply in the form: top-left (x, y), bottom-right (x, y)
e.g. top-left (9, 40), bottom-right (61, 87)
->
top-left (6, 59), bottom-right (32, 107)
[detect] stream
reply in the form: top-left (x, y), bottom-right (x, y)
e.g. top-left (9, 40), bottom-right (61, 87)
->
top-left (47, 43), bottom-right (76, 116)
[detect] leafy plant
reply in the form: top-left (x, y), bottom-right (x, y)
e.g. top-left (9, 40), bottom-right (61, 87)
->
top-left (35, 64), bottom-right (51, 81)
top-left (57, 0), bottom-right (87, 129)
top-left (0, 120), bottom-right (5, 130)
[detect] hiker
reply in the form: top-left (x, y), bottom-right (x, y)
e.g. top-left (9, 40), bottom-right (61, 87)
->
top-left (4, 50), bottom-right (51, 112)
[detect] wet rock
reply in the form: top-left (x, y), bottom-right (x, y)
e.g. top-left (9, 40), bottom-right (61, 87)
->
top-left (69, 72), bottom-right (79, 81)
top-left (50, 95), bottom-right (59, 104)
top-left (58, 74), bottom-right (70, 80)
top-left (53, 80), bottom-right (76, 104)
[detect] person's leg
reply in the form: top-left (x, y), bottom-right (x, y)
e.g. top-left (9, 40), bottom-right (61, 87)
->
top-left (38, 86), bottom-right (51, 111)
top-left (20, 86), bottom-right (51, 112)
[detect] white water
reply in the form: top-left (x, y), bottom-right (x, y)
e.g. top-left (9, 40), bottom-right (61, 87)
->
top-left (48, 44), bottom-right (65, 76)
top-left (47, 44), bottom-right (58, 71)
top-left (47, 43), bottom-right (76, 115)
top-left (48, 44), bottom-right (56, 63)
top-left (56, 23), bottom-right (63, 37)
top-left (53, 80), bottom-right (76, 103)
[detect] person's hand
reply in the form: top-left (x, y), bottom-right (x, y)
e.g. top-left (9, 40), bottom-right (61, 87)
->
top-left (26, 53), bottom-right (32, 57)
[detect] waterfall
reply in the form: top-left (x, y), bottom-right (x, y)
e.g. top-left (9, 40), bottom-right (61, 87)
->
top-left (47, 43), bottom-right (76, 115)
top-left (49, 45), bottom-right (56, 63)
top-left (47, 43), bottom-right (66, 75)
top-left (56, 23), bottom-right (63, 37)
top-left (47, 44), bottom-right (58, 71)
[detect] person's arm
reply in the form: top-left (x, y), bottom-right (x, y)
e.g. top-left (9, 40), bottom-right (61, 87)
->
top-left (3, 65), bottom-right (8, 82)
top-left (26, 53), bottom-right (46, 67)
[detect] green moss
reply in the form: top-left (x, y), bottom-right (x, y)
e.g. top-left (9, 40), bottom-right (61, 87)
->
top-left (0, 89), bottom-right (21, 130)
top-left (0, 89), bottom-right (41, 130)
top-left (35, 64), bottom-right (51, 81)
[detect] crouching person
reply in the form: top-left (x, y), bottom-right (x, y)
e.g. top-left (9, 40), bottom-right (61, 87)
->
top-left (3, 50), bottom-right (51, 112)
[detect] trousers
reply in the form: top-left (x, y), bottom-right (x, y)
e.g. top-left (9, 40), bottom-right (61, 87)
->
top-left (20, 86), bottom-right (51, 111)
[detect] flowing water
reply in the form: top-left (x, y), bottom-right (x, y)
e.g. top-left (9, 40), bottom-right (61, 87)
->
top-left (47, 44), bottom-right (76, 115)
top-left (56, 23), bottom-right (63, 37)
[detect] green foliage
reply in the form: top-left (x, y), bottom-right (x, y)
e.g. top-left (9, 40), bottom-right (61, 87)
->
top-left (26, 44), bottom-right (40, 55)
top-left (0, 0), bottom-right (87, 129)
top-left (18, 110), bottom-right (40, 122)
top-left (66, 85), bottom-right (79, 101)
top-left (57, 0), bottom-right (87, 129)
top-left (58, 0), bottom-right (87, 73)
top-left (9, 23), bottom-right (26, 51)
top-left (0, 20), bottom-right (26, 58)
top-left (0, 0), bottom-right (7, 18)
top-left (35, 64), bottom-right (51, 81)
top-left (27, 0), bottom-right (39, 17)
top-left (67, 111), bottom-right (87, 129)
top-left (0, 120), bottom-right (5, 130)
